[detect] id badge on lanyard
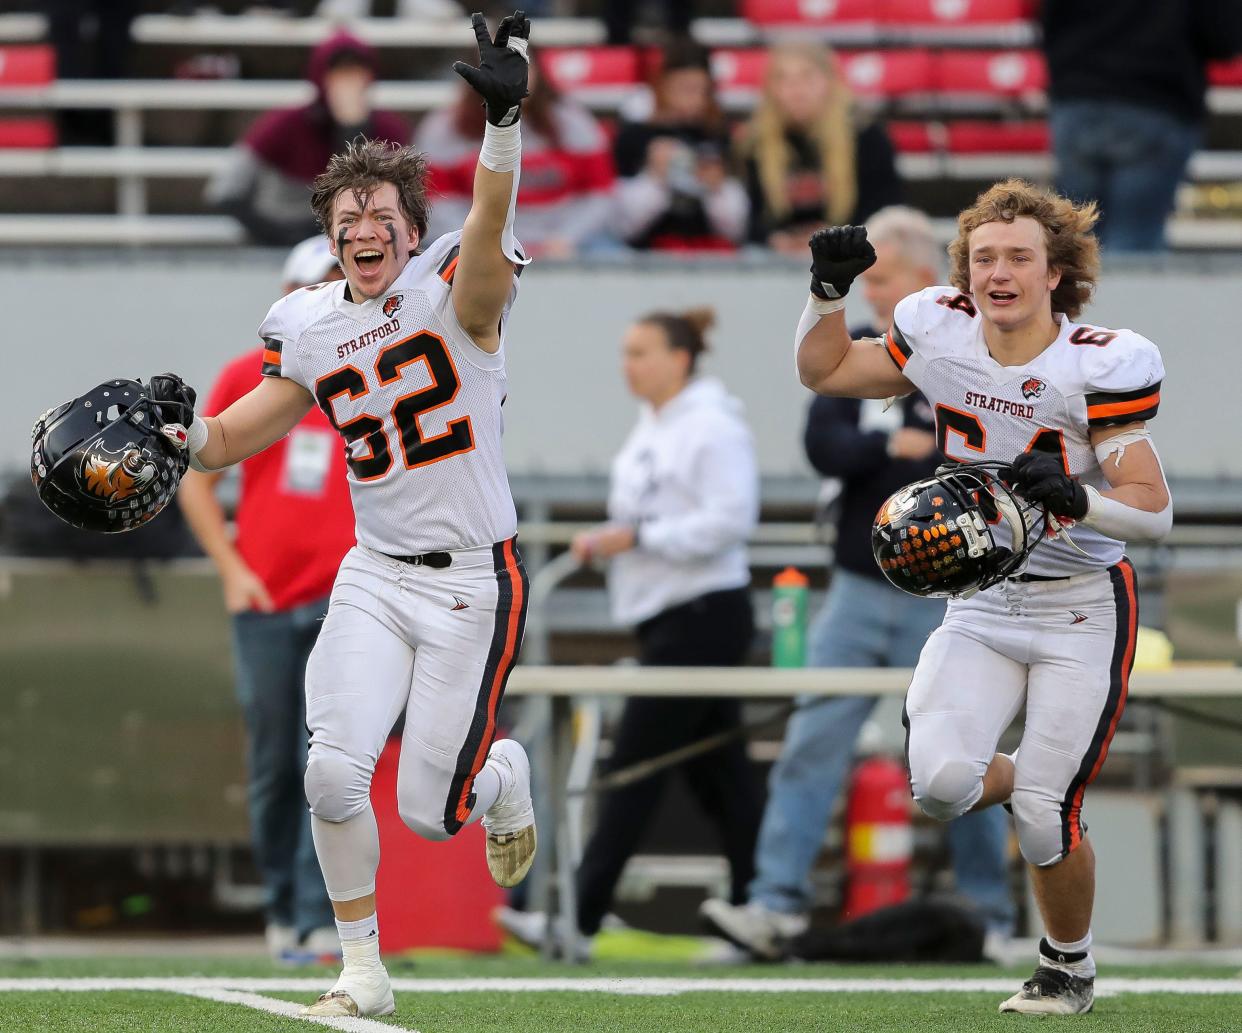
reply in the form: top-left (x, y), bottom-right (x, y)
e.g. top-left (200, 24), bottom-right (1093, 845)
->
top-left (282, 427), bottom-right (334, 496)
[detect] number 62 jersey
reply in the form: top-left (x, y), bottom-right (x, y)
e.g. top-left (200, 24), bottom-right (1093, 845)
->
top-left (258, 230), bottom-right (518, 556)
top-left (885, 286), bottom-right (1165, 578)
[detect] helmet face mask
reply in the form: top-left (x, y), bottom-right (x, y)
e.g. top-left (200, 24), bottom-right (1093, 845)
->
top-left (872, 461), bottom-right (1045, 599)
top-left (30, 380), bottom-right (190, 534)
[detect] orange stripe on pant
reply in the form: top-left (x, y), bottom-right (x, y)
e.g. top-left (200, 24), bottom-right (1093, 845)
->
top-left (452, 538), bottom-right (524, 825)
top-left (1064, 560), bottom-right (1137, 853)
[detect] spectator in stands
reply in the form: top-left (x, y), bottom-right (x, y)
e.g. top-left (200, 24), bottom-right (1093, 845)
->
top-left (48, 0), bottom-right (136, 146)
top-left (612, 39), bottom-right (749, 251)
top-left (415, 55), bottom-right (615, 257)
top-left (1043, 0), bottom-right (1242, 251)
top-left (602, 0), bottom-right (693, 46)
top-left (736, 42), bottom-right (900, 255)
top-left (177, 236), bottom-right (353, 963)
top-left (499, 308), bottom-right (762, 955)
top-left (206, 32), bottom-right (408, 246)
top-left (700, 207), bottom-right (1014, 960)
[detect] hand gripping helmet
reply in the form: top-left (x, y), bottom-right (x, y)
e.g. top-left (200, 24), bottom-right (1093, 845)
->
top-left (30, 379), bottom-right (191, 534)
top-left (871, 461), bottom-right (1045, 598)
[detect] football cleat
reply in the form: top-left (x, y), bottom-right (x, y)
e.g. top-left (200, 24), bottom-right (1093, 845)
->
top-left (482, 739), bottom-right (537, 888)
top-left (699, 899), bottom-right (809, 961)
top-left (301, 963), bottom-right (395, 1017)
top-left (998, 965), bottom-right (1094, 1015)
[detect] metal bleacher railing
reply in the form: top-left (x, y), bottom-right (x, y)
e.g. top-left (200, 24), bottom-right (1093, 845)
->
top-left (3, 11), bottom-right (1242, 245)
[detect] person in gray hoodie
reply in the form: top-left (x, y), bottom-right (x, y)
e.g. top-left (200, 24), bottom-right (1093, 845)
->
top-left (559, 307), bottom-right (763, 947)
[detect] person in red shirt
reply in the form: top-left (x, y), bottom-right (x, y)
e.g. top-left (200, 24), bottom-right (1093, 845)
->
top-left (178, 235), bottom-right (354, 960)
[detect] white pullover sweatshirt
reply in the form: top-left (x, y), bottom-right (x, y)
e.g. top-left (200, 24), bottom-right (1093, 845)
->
top-left (605, 376), bottom-right (759, 625)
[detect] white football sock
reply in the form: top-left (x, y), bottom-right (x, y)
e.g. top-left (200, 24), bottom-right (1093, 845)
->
top-left (335, 912), bottom-right (378, 943)
top-left (311, 805), bottom-right (380, 901)
top-left (340, 929), bottom-right (382, 968)
top-left (464, 762), bottom-right (502, 826)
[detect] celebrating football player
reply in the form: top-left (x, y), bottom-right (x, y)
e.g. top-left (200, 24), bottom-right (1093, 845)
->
top-left (794, 180), bottom-right (1172, 1015)
top-left (146, 13), bottom-right (531, 1019)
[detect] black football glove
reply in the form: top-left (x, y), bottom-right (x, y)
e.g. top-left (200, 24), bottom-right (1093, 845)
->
top-left (808, 225), bottom-right (877, 301)
top-left (146, 372), bottom-right (197, 429)
top-left (453, 11), bottom-right (531, 127)
top-left (1009, 451), bottom-right (1089, 520)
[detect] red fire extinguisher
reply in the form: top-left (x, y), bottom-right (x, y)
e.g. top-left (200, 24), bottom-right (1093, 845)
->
top-left (843, 755), bottom-right (913, 920)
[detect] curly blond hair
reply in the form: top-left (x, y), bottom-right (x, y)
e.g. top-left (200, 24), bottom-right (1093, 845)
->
top-left (948, 179), bottom-right (1100, 319)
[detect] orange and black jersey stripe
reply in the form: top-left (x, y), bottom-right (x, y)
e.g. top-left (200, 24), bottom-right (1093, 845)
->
top-left (885, 324), bottom-right (914, 370)
top-left (437, 244), bottom-right (461, 284)
top-left (1085, 382), bottom-right (1161, 427)
top-left (260, 336), bottom-right (282, 377)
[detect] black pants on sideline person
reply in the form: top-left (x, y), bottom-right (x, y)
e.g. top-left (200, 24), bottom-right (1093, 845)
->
top-left (575, 587), bottom-right (762, 936)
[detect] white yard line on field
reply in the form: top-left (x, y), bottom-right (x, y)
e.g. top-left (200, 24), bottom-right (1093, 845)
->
top-left (177, 987), bottom-right (420, 1033)
top-left (0, 976), bottom-right (1239, 996)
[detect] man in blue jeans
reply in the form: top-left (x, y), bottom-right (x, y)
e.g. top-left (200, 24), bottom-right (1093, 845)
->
top-left (701, 208), bottom-right (1014, 958)
top-left (178, 237), bottom-right (354, 960)
top-left (1042, 0), bottom-right (1242, 252)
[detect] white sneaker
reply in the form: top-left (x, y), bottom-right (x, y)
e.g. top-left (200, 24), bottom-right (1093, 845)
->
top-left (998, 966), bottom-right (1094, 1014)
top-left (699, 899), bottom-right (809, 960)
top-left (493, 906), bottom-right (594, 962)
top-left (301, 925), bottom-right (343, 957)
top-left (494, 904), bottom-right (547, 949)
top-left (482, 739), bottom-right (537, 888)
top-left (301, 963), bottom-right (395, 1017)
top-left (264, 923), bottom-right (297, 960)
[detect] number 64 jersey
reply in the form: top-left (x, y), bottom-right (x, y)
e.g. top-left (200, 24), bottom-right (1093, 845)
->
top-left (885, 286), bottom-right (1165, 578)
top-left (258, 231), bottom-right (518, 556)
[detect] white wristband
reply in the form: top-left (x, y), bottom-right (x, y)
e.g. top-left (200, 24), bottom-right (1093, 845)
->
top-left (479, 120), bottom-right (521, 174)
top-left (1080, 484), bottom-right (1172, 542)
top-left (187, 415), bottom-right (211, 472)
top-left (810, 293), bottom-right (847, 316)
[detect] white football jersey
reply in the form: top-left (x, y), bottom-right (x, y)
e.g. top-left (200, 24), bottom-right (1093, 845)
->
top-left (886, 286), bottom-right (1164, 577)
top-left (258, 231), bottom-right (519, 556)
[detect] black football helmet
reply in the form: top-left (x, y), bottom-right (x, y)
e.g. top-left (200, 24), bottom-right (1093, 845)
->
top-left (871, 461), bottom-right (1046, 598)
top-left (30, 379), bottom-right (191, 534)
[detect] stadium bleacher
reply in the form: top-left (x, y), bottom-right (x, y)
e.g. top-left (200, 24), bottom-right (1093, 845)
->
top-left (1, 8), bottom-right (1240, 245)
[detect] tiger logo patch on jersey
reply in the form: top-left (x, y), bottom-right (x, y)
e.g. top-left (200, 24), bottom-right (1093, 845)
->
top-left (382, 294), bottom-right (402, 317)
top-left (1021, 377), bottom-right (1046, 400)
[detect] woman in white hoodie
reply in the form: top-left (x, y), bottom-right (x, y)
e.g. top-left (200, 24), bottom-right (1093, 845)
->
top-left (568, 307), bottom-right (763, 945)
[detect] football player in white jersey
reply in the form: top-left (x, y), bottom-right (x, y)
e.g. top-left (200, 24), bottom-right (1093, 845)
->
top-left (148, 12), bottom-right (537, 1019)
top-left (793, 180), bottom-right (1172, 1015)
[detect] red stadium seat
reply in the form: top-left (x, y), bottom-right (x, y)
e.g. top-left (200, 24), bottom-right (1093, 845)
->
top-left (946, 119), bottom-right (1048, 152)
top-left (936, 50), bottom-right (1047, 96)
top-left (710, 49), bottom-right (770, 91)
top-left (839, 49), bottom-right (936, 97)
top-left (741, 0), bottom-right (880, 26)
top-left (881, 0), bottom-right (1025, 27)
top-left (0, 45), bottom-right (55, 87)
top-left (1208, 57), bottom-right (1242, 87)
top-left (0, 119), bottom-right (56, 148)
top-left (540, 47), bottom-right (642, 90)
top-left (886, 120), bottom-right (936, 152)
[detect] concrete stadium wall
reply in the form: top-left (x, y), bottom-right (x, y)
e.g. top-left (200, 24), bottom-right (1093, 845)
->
top-left (1, 252), bottom-right (1233, 477)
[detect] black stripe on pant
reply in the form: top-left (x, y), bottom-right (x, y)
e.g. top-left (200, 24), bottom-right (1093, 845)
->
top-left (1057, 558), bottom-right (1137, 859)
top-left (574, 587), bottom-right (763, 936)
top-left (442, 538), bottom-right (529, 836)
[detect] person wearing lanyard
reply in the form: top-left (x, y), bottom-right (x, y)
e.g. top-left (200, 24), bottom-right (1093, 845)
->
top-left (565, 307), bottom-right (764, 951)
top-left (177, 235), bottom-right (352, 961)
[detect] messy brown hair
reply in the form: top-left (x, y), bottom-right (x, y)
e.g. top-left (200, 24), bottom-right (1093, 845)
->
top-left (639, 307), bottom-right (716, 372)
top-left (310, 137), bottom-right (431, 239)
top-left (948, 178), bottom-right (1100, 319)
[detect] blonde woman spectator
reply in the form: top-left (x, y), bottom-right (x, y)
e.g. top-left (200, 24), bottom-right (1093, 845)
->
top-left (736, 42), bottom-right (900, 254)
